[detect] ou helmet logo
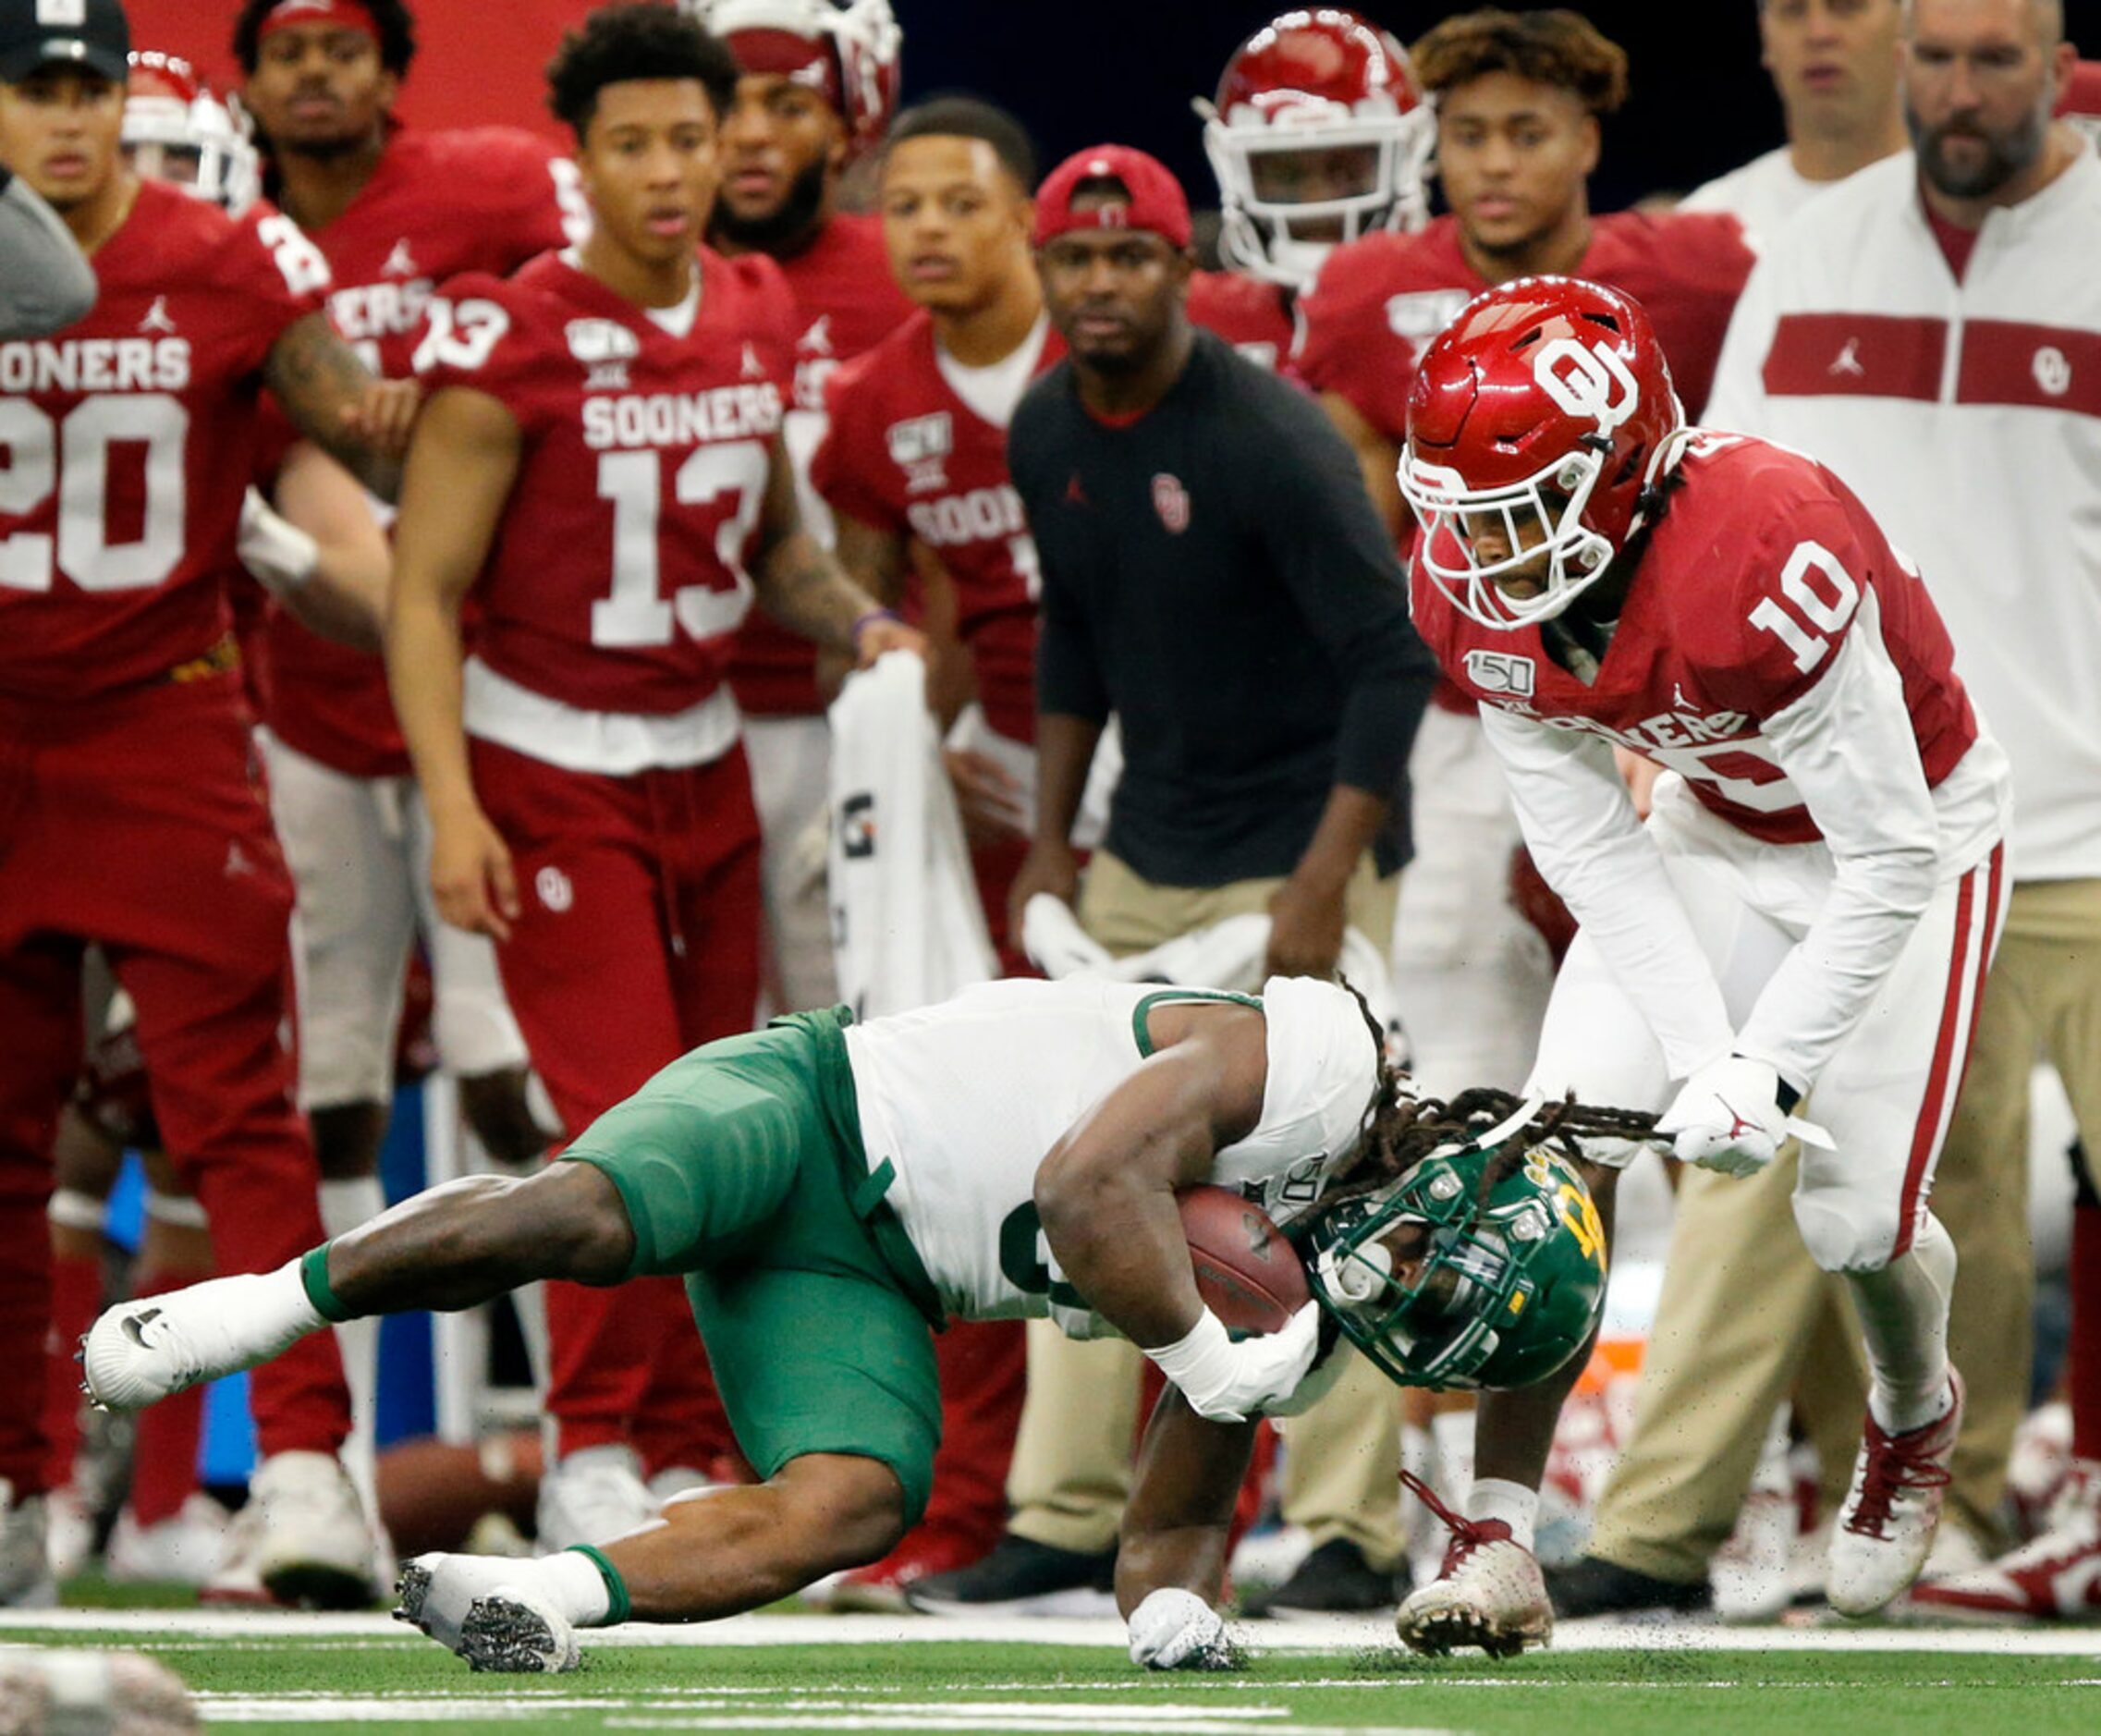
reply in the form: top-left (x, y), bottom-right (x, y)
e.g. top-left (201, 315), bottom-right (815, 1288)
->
top-left (1533, 336), bottom-right (1641, 436)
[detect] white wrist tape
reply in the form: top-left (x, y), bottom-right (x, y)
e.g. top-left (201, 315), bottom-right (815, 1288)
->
top-left (1142, 1309), bottom-right (1240, 1411)
top-left (238, 485), bottom-right (320, 597)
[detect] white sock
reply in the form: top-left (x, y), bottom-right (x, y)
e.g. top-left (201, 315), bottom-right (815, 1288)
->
top-left (201, 1260), bottom-right (326, 1359)
top-left (319, 1176), bottom-right (385, 1240)
top-left (318, 1177), bottom-right (388, 1504)
top-left (1430, 1407), bottom-right (1476, 1503)
top-left (539, 1548), bottom-right (615, 1627)
top-left (1464, 1478), bottom-right (1539, 1552)
top-left (1848, 1212), bottom-right (1958, 1436)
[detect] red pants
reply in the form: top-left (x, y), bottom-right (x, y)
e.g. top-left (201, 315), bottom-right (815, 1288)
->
top-left (471, 740), bottom-right (762, 1466)
top-left (0, 677), bottom-right (347, 1492)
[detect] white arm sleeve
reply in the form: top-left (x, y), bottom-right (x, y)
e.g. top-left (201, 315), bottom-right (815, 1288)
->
top-left (1732, 591), bottom-right (1941, 1093)
top-left (1479, 704), bottom-right (1736, 1079)
top-left (1702, 251), bottom-right (1780, 437)
top-left (0, 170), bottom-right (96, 338)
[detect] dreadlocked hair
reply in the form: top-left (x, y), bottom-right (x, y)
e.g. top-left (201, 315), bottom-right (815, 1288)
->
top-left (1331, 978), bottom-right (1658, 1216)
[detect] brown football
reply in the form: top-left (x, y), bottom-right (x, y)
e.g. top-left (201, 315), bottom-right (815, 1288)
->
top-left (1176, 1183), bottom-right (1310, 1335)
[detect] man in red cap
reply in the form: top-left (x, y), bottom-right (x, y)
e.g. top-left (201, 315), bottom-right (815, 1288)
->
top-left (908, 143), bottom-right (1437, 1616)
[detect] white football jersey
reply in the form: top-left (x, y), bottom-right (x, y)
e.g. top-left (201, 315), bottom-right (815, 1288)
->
top-left (843, 974), bottom-right (1378, 1332)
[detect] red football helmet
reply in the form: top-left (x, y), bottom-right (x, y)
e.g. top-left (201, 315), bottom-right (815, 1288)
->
top-left (1399, 277), bottom-right (1690, 630)
top-left (682, 0), bottom-right (902, 161)
top-left (123, 52), bottom-right (260, 214)
top-left (1198, 7), bottom-right (1433, 290)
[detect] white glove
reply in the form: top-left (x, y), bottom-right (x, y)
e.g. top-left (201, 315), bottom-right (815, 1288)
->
top-left (1142, 1303), bottom-right (1322, 1424)
top-left (1655, 1055), bottom-right (1789, 1178)
top-left (237, 485), bottom-right (319, 597)
top-left (1127, 1588), bottom-right (1237, 1670)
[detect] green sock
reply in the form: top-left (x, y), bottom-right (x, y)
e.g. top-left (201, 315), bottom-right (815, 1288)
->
top-left (568, 1545), bottom-right (633, 1626)
top-left (299, 1243), bottom-right (356, 1325)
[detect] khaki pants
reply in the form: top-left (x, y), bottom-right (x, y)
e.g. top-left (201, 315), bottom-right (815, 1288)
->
top-left (1590, 877), bottom-right (2101, 1579)
top-left (1007, 850), bottom-right (1405, 1561)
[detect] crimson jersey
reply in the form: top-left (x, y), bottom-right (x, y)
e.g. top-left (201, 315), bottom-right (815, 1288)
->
top-left (1297, 212), bottom-right (1754, 438)
top-left (0, 178), bottom-right (328, 700)
top-left (1188, 269), bottom-right (1294, 373)
top-left (812, 312), bottom-right (1065, 744)
top-left (260, 128), bottom-right (583, 777)
top-left (1411, 434), bottom-right (1977, 847)
top-left (416, 250), bottom-right (795, 715)
top-left (725, 212), bottom-right (915, 717)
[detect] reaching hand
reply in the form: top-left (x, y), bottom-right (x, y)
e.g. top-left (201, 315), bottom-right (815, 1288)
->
top-left (340, 375), bottom-right (423, 458)
top-left (1142, 1304), bottom-right (1322, 1424)
top-left (1127, 1589), bottom-right (1238, 1670)
top-left (1655, 1054), bottom-right (1789, 1178)
top-left (429, 803), bottom-right (519, 942)
top-left (1264, 873), bottom-right (1345, 978)
top-left (944, 747), bottom-right (1030, 845)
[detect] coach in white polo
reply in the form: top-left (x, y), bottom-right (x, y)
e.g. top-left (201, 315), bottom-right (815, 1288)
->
top-left (1705, 0), bottom-right (2101, 1613)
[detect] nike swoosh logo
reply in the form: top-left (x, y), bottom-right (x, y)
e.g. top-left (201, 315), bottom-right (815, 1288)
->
top-left (120, 1307), bottom-right (163, 1348)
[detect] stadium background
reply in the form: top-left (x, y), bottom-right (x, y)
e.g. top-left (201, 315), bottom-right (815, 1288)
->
top-left (124, 1), bottom-right (1789, 214)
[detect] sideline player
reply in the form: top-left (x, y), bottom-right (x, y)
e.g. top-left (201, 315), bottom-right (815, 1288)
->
top-left (0, 0), bottom-right (412, 1608)
top-left (84, 972), bottom-right (1619, 1671)
top-left (684, 0), bottom-right (910, 1020)
top-left (381, 2), bottom-right (920, 1550)
top-left (1392, 275), bottom-right (2010, 1651)
top-left (231, 1), bottom-right (577, 1469)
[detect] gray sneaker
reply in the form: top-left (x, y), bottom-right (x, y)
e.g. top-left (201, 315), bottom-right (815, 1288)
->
top-left (0, 1482), bottom-right (55, 1609)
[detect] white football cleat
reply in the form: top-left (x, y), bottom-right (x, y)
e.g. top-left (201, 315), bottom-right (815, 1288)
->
top-left (397, 1551), bottom-right (551, 1653)
top-left (1827, 1370), bottom-right (1963, 1618)
top-left (81, 1270), bottom-right (311, 1412)
top-left (0, 1649), bottom-right (198, 1735)
top-left (1394, 1473), bottom-right (1551, 1657)
top-left (459, 1587), bottom-right (582, 1674)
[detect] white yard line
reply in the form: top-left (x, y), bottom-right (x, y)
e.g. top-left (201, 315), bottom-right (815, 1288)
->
top-left (3, 1609), bottom-right (2098, 1656)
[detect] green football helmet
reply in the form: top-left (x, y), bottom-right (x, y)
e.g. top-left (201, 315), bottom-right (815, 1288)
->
top-left (1298, 1113), bottom-right (1608, 1392)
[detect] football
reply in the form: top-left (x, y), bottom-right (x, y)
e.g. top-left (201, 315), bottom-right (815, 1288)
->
top-left (1176, 1183), bottom-right (1310, 1335)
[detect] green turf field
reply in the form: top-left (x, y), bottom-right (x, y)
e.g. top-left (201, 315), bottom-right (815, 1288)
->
top-left (5, 1617), bottom-right (2100, 1734)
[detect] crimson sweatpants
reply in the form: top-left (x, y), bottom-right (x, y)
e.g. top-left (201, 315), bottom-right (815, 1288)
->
top-left (0, 677), bottom-right (348, 1493)
top-left (470, 739), bottom-right (762, 1466)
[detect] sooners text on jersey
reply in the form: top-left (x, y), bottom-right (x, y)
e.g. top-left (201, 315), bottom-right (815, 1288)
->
top-left (1410, 434), bottom-right (1979, 846)
top-left (0, 178), bottom-right (328, 700)
top-left (415, 249), bottom-right (796, 715)
top-left (812, 311), bottom-right (1062, 745)
top-left (263, 127), bottom-right (586, 776)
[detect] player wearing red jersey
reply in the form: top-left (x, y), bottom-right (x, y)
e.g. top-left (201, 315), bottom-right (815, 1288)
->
top-left (804, 97), bottom-right (1049, 1609)
top-left (0, 0), bottom-right (411, 1608)
top-left (383, 2), bottom-right (920, 1555)
top-left (231, 5), bottom-right (578, 1470)
top-left (1389, 276), bottom-right (2011, 1652)
top-left (1191, 6), bottom-right (1433, 373)
top-left (678, 0), bottom-right (910, 1021)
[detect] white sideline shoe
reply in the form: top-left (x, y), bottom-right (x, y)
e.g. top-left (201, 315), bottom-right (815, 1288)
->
top-left (201, 1452), bottom-right (375, 1609)
top-left (81, 1270), bottom-right (311, 1412)
top-left (536, 1445), bottom-right (656, 1551)
top-left (108, 1494), bottom-right (230, 1586)
top-left (1393, 1472), bottom-right (1551, 1657)
top-left (1827, 1370), bottom-right (1963, 1618)
top-left (0, 1482), bottom-right (55, 1609)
